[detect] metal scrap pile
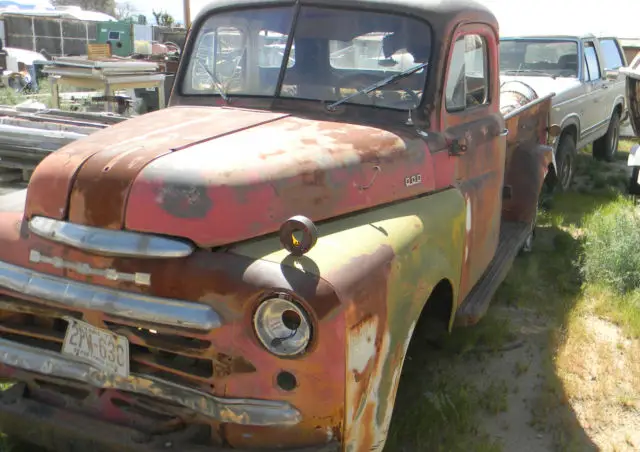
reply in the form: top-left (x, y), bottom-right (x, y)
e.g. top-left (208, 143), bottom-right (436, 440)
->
top-left (39, 56), bottom-right (161, 114)
top-left (0, 106), bottom-right (126, 179)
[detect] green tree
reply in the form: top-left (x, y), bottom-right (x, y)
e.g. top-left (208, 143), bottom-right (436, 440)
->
top-left (152, 9), bottom-right (175, 27)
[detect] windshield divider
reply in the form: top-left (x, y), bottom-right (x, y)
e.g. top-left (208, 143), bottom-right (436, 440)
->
top-left (274, 2), bottom-right (301, 100)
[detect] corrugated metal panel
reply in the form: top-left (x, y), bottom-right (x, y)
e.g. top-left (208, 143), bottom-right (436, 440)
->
top-left (133, 24), bottom-right (152, 42)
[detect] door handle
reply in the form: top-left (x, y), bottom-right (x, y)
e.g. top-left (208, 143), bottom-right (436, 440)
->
top-left (498, 128), bottom-right (509, 137)
top-left (447, 137), bottom-right (468, 156)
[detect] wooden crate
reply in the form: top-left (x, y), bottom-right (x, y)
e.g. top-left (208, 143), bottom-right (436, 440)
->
top-left (87, 44), bottom-right (112, 60)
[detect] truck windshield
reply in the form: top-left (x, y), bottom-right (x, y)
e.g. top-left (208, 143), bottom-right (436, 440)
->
top-left (500, 39), bottom-right (579, 78)
top-left (182, 6), bottom-right (432, 110)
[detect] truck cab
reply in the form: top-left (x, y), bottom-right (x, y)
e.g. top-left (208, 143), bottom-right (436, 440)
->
top-left (0, 1), bottom-right (553, 451)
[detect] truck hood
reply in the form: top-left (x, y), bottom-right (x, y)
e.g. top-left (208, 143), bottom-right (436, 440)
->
top-left (26, 106), bottom-right (435, 248)
top-left (499, 74), bottom-right (582, 98)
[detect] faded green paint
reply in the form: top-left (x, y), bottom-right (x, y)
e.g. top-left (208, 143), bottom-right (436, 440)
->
top-left (230, 188), bottom-right (466, 284)
top-left (231, 188), bottom-right (467, 450)
top-left (344, 188), bottom-right (466, 451)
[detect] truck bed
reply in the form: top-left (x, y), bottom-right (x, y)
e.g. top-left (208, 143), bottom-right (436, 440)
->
top-left (456, 93), bottom-right (555, 326)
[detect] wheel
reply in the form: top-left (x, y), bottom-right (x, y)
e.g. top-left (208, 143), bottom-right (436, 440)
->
top-left (593, 111), bottom-right (621, 162)
top-left (555, 134), bottom-right (576, 192)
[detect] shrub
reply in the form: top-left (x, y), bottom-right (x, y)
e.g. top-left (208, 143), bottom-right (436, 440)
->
top-left (582, 196), bottom-right (640, 293)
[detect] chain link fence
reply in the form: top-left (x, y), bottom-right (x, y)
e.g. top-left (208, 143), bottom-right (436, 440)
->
top-left (2, 14), bottom-right (97, 56)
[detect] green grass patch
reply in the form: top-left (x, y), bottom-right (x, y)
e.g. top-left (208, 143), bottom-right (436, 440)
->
top-left (386, 349), bottom-right (503, 452)
top-left (386, 308), bottom-right (514, 452)
top-left (589, 285), bottom-right (640, 338)
top-left (619, 138), bottom-right (639, 154)
top-left (581, 195), bottom-right (640, 294)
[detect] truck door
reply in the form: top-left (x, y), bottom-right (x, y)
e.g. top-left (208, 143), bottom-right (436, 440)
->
top-left (597, 37), bottom-right (628, 126)
top-left (440, 24), bottom-right (505, 301)
top-left (582, 39), bottom-right (609, 140)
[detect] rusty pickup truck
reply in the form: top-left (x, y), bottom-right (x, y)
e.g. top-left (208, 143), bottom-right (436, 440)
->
top-left (0, 0), bottom-right (555, 451)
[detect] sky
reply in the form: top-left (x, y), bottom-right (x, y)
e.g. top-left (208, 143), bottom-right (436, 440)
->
top-left (127, 0), bottom-right (639, 38)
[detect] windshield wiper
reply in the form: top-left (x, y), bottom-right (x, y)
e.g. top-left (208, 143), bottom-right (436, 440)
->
top-left (326, 62), bottom-right (428, 111)
top-left (196, 58), bottom-right (230, 104)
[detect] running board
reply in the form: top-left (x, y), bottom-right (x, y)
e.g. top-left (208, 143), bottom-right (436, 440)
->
top-left (454, 221), bottom-right (530, 327)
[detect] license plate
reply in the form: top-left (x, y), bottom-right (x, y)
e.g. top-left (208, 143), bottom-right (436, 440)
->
top-left (62, 318), bottom-right (130, 378)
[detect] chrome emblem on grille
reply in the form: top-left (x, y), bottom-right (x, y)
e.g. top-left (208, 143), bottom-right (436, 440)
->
top-left (29, 250), bottom-right (151, 286)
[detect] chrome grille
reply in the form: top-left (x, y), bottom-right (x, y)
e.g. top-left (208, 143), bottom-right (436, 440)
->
top-left (0, 294), bottom-right (223, 390)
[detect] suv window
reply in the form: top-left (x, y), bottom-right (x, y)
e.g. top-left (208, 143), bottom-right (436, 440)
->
top-left (445, 34), bottom-right (488, 112)
top-left (584, 42), bottom-right (601, 81)
top-left (598, 38), bottom-right (624, 70)
top-left (499, 39), bottom-right (579, 78)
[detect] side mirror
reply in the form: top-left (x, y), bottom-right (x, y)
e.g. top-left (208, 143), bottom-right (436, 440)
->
top-left (605, 69), bottom-right (619, 81)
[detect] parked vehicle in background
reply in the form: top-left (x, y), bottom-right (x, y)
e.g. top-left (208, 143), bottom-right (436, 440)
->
top-left (621, 53), bottom-right (640, 194)
top-left (500, 34), bottom-right (628, 191)
top-left (624, 52), bottom-right (640, 137)
top-left (0, 1), bottom-right (557, 451)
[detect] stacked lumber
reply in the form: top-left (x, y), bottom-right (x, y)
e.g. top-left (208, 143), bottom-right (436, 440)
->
top-left (40, 56), bottom-right (159, 79)
top-left (0, 105), bottom-right (127, 180)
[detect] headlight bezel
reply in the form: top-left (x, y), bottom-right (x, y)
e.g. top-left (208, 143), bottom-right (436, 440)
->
top-left (252, 292), bottom-right (313, 358)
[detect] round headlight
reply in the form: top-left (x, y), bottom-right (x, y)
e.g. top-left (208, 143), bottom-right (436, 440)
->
top-left (253, 295), bottom-right (312, 357)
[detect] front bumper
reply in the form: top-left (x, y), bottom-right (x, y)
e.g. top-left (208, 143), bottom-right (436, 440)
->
top-left (0, 383), bottom-right (340, 452)
top-left (0, 337), bottom-right (300, 426)
top-left (0, 209), bottom-right (347, 450)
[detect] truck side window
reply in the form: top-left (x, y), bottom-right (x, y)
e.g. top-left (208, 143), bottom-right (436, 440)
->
top-left (584, 42), bottom-right (601, 81)
top-left (445, 34), bottom-right (488, 112)
top-left (598, 39), bottom-right (624, 71)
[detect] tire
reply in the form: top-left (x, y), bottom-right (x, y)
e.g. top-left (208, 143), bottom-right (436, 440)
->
top-left (593, 112), bottom-right (621, 162)
top-left (555, 134), bottom-right (576, 192)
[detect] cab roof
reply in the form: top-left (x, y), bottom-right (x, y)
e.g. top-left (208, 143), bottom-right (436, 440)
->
top-left (194, 0), bottom-right (497, 29)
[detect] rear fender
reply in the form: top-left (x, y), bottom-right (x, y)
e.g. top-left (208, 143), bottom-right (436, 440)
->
top-left (502, 95), bottom-right (554, 224)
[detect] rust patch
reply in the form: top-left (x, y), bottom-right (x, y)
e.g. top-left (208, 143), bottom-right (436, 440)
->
top-left (157, 183), bottom-right (213, 220)
top-left (124, 116), bottom-right (436, 248)
top-left (25, 107), bottom-right (289, 224)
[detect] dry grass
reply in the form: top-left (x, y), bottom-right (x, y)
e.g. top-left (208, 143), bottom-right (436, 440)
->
top-left (523, 145), bottom-right (640, 452)
top-left (556, 306), bottom-right (640, 451)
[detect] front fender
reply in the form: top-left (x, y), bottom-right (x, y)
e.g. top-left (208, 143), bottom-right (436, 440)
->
top-left (231, 188), bottom-right (467, 451)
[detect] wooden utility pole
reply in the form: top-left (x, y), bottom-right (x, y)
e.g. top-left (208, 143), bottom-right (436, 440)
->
top-left (184, 0), bottom-right (191, 29)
